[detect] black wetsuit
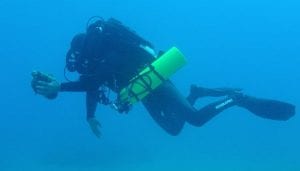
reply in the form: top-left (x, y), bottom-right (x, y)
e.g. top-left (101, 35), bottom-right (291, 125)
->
top-left (60, 18), bottom-right (295, 136)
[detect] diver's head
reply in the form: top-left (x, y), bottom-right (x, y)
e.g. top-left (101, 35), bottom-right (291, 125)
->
top-left (65, 18), bottom-right (105, 74)
top-left (65, 33), bottom-right (86, 72)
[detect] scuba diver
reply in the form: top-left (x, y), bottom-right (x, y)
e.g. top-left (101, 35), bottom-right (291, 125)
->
top-left (31, 17), bottom-right (296, 137)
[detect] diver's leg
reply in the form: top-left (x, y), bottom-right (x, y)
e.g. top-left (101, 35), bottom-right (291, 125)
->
top-left (185, 93), bottom-right (296, 126)
top-left (144, 81), bottom-right (237, 128)
top-left (144, 81), bottom-right (295, 133)
top-left (142, 81), bottom-right (185, 136)
top-left (236, 95), bottom-right (295, 121)
top-left (183, 93), bottom-right (237, 127)
top-left (161, 82), bottom-right (243, 126)
top-left (186, 85), bottom-right (295, 121)
top-left (187, 84), bottom-right (242, 105)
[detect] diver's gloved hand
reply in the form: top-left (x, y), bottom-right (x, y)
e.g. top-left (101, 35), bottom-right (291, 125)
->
top-left (31, 71), bottom-right (60, 99)
top-left (87, 117), bottom-right (102, 138)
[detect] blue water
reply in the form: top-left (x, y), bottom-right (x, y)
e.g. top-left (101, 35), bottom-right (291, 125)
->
top-left (0, 0), bottom-right (299, 170)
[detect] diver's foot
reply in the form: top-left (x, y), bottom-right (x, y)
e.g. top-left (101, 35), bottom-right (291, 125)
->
top-left (189, 84), bottom-right (242, 98)
top-left (186, 85), bottom-right (207, 105)
top-left (187, 84), bottom-right (243, 105)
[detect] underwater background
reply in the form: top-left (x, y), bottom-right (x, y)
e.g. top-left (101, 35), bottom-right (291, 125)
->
top-left (0, 0), bottom-right (299, 170)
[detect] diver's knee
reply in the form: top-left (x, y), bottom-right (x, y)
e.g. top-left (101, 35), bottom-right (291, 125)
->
top-left (162, 124), bottom-right (183, 136)
top-left (166, 128), bottom-right (182, 136)
top-left (281, 108), bottom-right (296, 121)
top-left (185, 119), bottom-right (206, 127)
top-left (280, 104), bottom-right (296, 121)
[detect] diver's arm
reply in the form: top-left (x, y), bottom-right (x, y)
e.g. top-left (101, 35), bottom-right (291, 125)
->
top-left (32, 71), bottom-right (99, 96)
top-left (60, 75), bottom-right (100, 92)
top-left (86, 90), bottom-right (99, 119)
top-left (86, 90), bottom-right (102, 138)
top-left (60, 81), bottom-right (90, 92)
top-left (61, 81), bottom-right (102, 137)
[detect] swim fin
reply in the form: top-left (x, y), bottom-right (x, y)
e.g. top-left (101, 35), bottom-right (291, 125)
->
top-left (235, 94), bottom-right (296, 121)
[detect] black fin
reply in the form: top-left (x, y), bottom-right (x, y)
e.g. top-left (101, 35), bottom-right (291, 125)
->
top-left (237, 95), bottom-right (296, 121)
